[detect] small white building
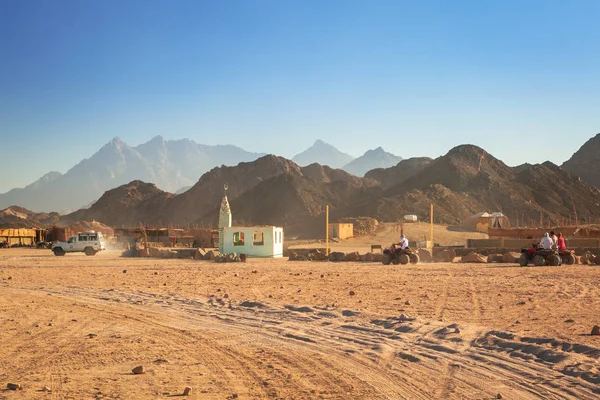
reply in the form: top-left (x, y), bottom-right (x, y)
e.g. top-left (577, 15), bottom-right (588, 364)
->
top-left (216, 184), bottom-right (284, 258)
top-left (222, 226), bottom-right (284, 258)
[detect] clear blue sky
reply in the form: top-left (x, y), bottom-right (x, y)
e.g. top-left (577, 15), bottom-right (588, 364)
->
top-left (1, 0), bottom-right (599, 192)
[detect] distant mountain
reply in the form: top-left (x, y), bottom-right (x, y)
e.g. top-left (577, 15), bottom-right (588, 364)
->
top-left (365, 157), bottom-right (433, 189)
top-left (354, 144), bottom-right (600, 225)
top-left (67, 155), bottom-right (378, 236)
top-left (62, 180), bottom-right (174, 227)
top-left (0, 172), bottom-right (62, 211)
top-left (292, 140), bottom-right (354, 169)
top-left (0, 136), bottom-right (265, 213)
top-left (175, 186), bottom-right (192, 195)
top-left (160, 154), bottom-right (306, 225)
top-left (0, 206), bottom-right (60, 228)
top-left (562, 133), bottom-right (600, 188)
top-left (342, 147), bottom-right (402, 177)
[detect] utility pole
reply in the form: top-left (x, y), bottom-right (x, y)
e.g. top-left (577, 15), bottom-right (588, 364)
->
top-left (325, 205), bottom-right (329, 256)
top-left (430, 203), bottom-right (434, 251)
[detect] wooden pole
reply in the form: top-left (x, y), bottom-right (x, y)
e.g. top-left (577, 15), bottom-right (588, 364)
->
top-left (430, 203), bottom-right (434, 251)
top-left (325, 205), bottom-right (329, 256)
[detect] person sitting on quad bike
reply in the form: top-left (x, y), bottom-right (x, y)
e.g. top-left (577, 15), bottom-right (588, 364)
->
top-left (556, 232), bottom-right (566, 251)
top-left (526, 243), bottom-right (538, 257)
top-left (539, 232), bottom-right (555, 250)
top-left (556, 232), bottom-right (576, 264)
top-left (397, 234), bottom-right (409, 250)
top-left (382, 234), bottom-right (419, 265)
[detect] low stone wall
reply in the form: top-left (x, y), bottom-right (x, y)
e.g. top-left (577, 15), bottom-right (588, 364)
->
top-left (288, 248), bottom-right (384, 262)
top-left (457, 247), bottom-right (600, 257)
top-left (467, 238), bottom-right (600, 249)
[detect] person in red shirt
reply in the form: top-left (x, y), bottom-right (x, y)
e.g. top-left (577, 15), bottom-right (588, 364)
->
top-left (527, 243), bottom-right (538, 256)
top-left (556, 232), bottom-right (566, 251)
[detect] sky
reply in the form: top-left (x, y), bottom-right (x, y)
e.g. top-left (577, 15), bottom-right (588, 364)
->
top-left (1, 0), bottom-right (599, 192)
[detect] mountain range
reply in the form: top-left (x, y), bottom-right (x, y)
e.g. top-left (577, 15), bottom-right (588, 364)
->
top-left (3, 134), bottom-right (600, 236)
top-left (53, 133), bottom-right (600, 237)
top-left (0, 137), bottom-right (403, 213)
top-left (291, 140), bottom-right (403, 176)
top-left (0, 136), bottom-right (265, 213)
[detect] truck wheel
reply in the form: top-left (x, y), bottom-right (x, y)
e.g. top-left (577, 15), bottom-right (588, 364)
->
top-left (382, 253), bottom-right (392, 265)
top-left (564, 253), bottom-right (576, 265)
top-left (533, 255), bottom-right (545, 266)
top-left (519, 254), bottom-right (529, 267)
top-left (84, 247), bottom-right (97, 256)
top-left (53, 247), bottom-right (65, 256)
top-left (399, 254), bottom-right (410, 265)
top-left (409, 254), bottom-right (420, 264)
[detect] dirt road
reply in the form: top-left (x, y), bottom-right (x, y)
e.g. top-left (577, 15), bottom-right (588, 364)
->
top-left (1, 249), bottom-right (599, 399)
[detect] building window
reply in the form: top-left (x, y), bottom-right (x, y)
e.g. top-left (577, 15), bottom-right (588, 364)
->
top-left (252, 232), bottom-right (264, 246)
top-left (233, 232), bottom-right (245, 246)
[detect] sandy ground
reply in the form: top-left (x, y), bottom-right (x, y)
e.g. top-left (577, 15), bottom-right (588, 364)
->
top-left (1, 249), bottom-right (600, 399)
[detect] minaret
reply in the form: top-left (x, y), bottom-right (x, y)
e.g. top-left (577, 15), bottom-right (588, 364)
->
top-left (218, 183), bottom-right (232, 253)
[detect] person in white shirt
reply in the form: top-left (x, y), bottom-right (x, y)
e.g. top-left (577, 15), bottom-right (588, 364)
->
top-left (397, 234), bottom-right (409, 250)
top-left (550, 231), bottom-right (558, 246)
top-left (539, 232), bottom-right (554, 250)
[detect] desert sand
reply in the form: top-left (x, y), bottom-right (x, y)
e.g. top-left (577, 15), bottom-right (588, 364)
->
top-left (1, 248), bottom-right (600, 399)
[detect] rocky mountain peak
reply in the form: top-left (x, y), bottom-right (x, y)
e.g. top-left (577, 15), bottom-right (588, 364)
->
top-left (292, 140), bottom-right (354, 169)
top-left (561, 133), bottom-right (600, 188)
top-left (341, 147), bottom-right (402, 177)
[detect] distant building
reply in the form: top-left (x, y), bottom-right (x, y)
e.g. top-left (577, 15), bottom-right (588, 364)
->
top-left (0, 228), bottom-right (44, 246)
top-left (217, 184), bottom-right (283, 257)
top-left (328, 223), bottom-right (353, 240)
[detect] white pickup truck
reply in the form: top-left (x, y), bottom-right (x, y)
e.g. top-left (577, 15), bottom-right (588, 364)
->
top-left (52, 231), bottom-right (105, 256)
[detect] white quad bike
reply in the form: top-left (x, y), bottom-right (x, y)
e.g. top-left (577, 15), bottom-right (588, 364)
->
top-left (52, 231), bottom-right (105, 256)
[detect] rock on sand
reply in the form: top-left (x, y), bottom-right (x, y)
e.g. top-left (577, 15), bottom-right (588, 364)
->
top-left (132, 365), bottom-right (145, 374)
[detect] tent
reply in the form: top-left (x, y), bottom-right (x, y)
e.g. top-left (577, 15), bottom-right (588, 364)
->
top-left (462, 211), bottom-right (510, 232)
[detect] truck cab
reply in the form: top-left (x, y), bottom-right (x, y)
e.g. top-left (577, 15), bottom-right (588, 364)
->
top-left (52, 231), bottom-right (105, 256)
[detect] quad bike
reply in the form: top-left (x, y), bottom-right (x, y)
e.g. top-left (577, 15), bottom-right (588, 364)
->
top-left (382, 244), bottom-right (419, 265)
top-left (519, 247), bottom-right (561, 267)
top-left (558, 249), bottom-right (576, 265)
